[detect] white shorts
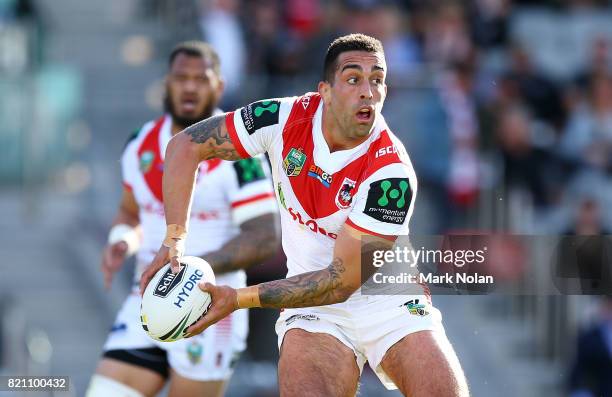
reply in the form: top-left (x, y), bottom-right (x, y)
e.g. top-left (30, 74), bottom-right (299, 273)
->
top-left (275, 294), bottom-right (444, 390)
top-left (104, 293), bottom-right (248, 382)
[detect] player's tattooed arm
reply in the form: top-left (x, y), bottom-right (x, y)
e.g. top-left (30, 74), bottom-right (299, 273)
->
top-left (255, 224), bottom-right (394, 309)
top-left (162, 113), bottom-right (244, 230)
top-left (203, 213), bottom-right (280, 274)
top-left (181, 113), bottom-right (242, 161)
top-left (258, 257), bottom-right (352, 308)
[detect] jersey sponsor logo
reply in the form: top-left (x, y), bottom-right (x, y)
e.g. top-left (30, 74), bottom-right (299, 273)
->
top-left (300, 96), bottom-right (310, 109)
top-left (139, 150), bottom-right (155, 173)
top-left (153, 266), bottom-right (186, 298)
top-left (283, 148), bottom-right (307, 177)
top-left (335, 177), bottom-right (356, 209)
top-left (307, 165), bottom-right (332, 188)
top-left (240, 100), bottom-right (280, 135)
top-left (400, 299), bottom-right (429, 316)
top-left (233, 157), bottom-right (266, 187)
top-left (375, 145), bottom-right (398, 158)
top-left (287, 207), bottom-right (337, 239)
top-left (364, 178), bottom-right (412, 225)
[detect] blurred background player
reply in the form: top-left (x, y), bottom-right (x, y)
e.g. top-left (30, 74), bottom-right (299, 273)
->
top-left (86, 41), bottom-right (279, 397)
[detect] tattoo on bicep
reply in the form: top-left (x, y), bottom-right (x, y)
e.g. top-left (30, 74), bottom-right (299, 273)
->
top-left (183, 114), bottom-right (242, 160)
top-left (258, 257), bottom-right (351, 309)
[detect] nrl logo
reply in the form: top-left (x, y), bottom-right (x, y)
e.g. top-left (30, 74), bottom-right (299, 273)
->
top-left (335, 177), bottom-right (356, 209)
top-left (139, 151), bottom-right (154, 173)
top-left (282, 148), bottom-right (307, 177)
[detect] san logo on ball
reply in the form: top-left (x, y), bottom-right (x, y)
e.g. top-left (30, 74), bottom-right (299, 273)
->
top-left (140, 256), bottom-right (215, 342)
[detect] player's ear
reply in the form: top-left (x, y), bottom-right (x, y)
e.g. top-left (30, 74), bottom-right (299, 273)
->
top-left (318, 81), bottom-right (331, 105)
top-left (216, 76), bottom-right (225, 96)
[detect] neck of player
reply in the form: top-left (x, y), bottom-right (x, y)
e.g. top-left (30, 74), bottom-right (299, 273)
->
top-left (171, 123), bottom-right (183, 136)
top-left (321, 108), bottom-right (370, 153)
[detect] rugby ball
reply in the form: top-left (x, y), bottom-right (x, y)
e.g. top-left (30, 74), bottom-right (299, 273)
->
top-left (140, 256), bottom-right (215, 342)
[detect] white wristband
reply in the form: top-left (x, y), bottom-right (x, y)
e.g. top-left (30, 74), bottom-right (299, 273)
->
top-left (108, 224), bottom-right (140, 256)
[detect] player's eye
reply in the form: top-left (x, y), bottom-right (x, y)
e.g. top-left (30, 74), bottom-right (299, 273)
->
top-left (347, 77), bottom-right (358, 84)
top-left (372, 78), bottom-right (383, 85)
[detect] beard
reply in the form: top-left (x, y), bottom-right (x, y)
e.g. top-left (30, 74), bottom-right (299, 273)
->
top-left (164, 92), bottom-right (218, 130)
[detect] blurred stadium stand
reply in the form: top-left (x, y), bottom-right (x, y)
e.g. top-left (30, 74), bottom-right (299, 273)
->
top-left (2, 0), bottom-right (612, 396)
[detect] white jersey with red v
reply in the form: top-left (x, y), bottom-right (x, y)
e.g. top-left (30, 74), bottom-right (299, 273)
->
top-left (225, 93), bottom-right (417, 279)
top-left (121, 114), bottom-right (276, 286)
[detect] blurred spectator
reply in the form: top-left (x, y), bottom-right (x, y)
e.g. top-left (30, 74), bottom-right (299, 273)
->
top-left (340, 0), bottom-right (422, 82)
top-left (562, 171), bottom-right (610, 232)
top-left (575, 199), bottom-right (603, 236)
top-left (284, 0), bottom-right (322, 39)
top-left (561, 74), bottom-right (612, 173)
top-left (496, 105), bottom-right (564, 208)
top-left (573, 38), bottom-right (612, 94)
top-left (423, 2), bottom-right (473, 65)
top-left (568, 296), bottom-right (612, 397)
top-left (243, 0), bottom-right (304, 97)
top-left (439, 61), bottom-right (480, 210)
top-left (498, 45), bottom-right (566, 130)
top-left (198, 0), bottom-right (246, 108)
top-left (468, 0), bottom-right (510, 50)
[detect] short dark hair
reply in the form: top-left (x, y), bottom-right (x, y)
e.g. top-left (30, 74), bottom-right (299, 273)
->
top-left (323, 33), bottom-right (384, 83)
top-left (168, 41), bottom-right (221, 75)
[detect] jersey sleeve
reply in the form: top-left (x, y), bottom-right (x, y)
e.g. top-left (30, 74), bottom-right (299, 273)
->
top-left (226, 155), bottom-right (278, 225)
top-left (225, 97), bottom-right (296, 158)
top-left (120, 126), bottom-right (145, 192)
top-left (346, 163), bottom-right (417, 240)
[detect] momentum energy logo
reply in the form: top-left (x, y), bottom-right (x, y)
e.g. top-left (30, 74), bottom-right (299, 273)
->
top-left (240, 100), bottom-right (280, 135)
top-left (364, 178), bottom-right (412, 225)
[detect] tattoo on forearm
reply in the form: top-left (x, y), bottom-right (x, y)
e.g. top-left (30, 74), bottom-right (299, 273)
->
top-left (258, 257), bottom-right (352, 309)
top-left (203, 214), bottom-right (279, 274)
top-left (184, 114), bottom-right (241, 160)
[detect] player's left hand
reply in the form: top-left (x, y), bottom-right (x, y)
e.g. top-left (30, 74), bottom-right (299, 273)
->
top-left (185, 283), bottom-right (238, 337)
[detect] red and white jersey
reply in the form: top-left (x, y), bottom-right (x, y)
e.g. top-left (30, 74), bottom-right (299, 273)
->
top-left (121, 114), bottom-right (277, 288)
top-left (225, 93), bottom-right (417, 297)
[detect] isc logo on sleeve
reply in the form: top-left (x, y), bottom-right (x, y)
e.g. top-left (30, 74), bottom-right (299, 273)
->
top-left (375, 145), bottom-right (398, 158)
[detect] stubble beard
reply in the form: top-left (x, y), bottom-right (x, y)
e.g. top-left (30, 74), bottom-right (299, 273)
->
top-left (164, 92), bottom-right (217, 130)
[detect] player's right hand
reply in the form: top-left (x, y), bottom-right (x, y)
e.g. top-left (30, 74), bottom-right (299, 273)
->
top-left (101, 241), bottom-right (128, 290)
top-left (139, 245), bottom-right (171, 296)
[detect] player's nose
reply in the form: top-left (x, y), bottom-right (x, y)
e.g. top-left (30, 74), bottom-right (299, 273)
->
top-left (182, 78), bottom-right (198, 93)
top-left (359, 81), bottom-right (373, 100)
